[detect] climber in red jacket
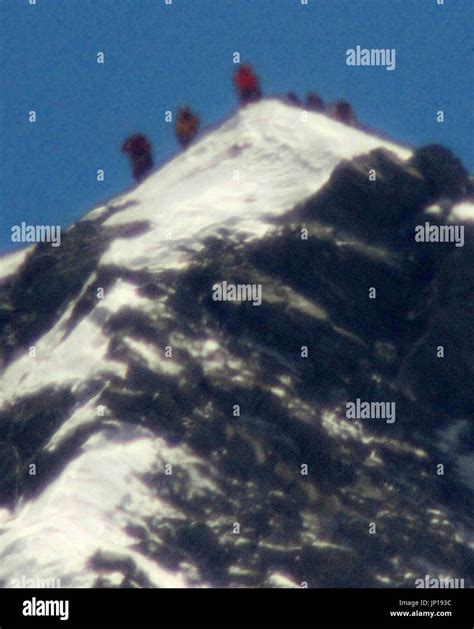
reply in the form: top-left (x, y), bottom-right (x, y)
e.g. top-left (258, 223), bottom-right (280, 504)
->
top-left (233, 64), bottom-right (261, 106)
top-left (122, 134), bottom-right (153, 181)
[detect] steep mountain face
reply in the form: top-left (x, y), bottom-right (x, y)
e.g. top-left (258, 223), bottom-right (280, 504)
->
top-left (0, 100), bottom-right (472, 588)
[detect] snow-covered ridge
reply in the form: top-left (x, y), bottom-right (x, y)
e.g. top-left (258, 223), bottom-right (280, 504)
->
top-left (94, 99), bottom-right (411, 271)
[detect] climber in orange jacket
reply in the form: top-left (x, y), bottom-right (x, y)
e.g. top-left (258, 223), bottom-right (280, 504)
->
top-left (233, 64), bottom-right (261, 106)
top-left (175, 106), bottom-right (200, 148)
top-left (122, 133), bottom-right (153, 181)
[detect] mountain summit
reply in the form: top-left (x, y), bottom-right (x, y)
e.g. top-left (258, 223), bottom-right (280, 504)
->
top-left (0, 99), bottom-right (473, 588)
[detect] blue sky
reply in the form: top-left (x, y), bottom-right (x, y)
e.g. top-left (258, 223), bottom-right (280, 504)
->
top-left (1, 0), bottom-right (473, 253)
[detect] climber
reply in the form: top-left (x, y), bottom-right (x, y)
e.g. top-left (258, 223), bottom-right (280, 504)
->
top-left (121, 133), bottom-right (153, 181)
top-left (233, 64), bottom-right (261, 106)
top-left (175, 106), bottom-right (200, 148)
top-left (286, 92), bottom-right (302, 107)
top-left (306, 92), bottom-right (325, 112)
top-left (329, 100), bottom-right (357, 126)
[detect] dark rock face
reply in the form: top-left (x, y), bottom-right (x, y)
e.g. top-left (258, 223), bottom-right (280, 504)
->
top-left (398, 237), bottom-right (474, 414)
top-left (0, 387), bottom-right (77, 504)
top-left (410, 145), bottom-right (472, 201)
top-left (306, 148), bottom-right (429, 234)
top-left (0, 144), bottom-right (472, 588)
top-left (298, 146), bottom-right (473, 418)
top-left (0, 219), bottom-right (150, 366)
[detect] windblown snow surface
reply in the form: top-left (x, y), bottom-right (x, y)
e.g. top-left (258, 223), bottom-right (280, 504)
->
top-left (0, 99), bottom-right (472, 588)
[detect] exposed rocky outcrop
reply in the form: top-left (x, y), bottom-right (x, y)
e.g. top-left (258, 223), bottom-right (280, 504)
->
top-left (410, 144), bottom-right (472, 201)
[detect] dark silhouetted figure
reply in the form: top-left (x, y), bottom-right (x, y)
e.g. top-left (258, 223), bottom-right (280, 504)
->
top-left (122, 134), bottom-right (153, 181)
top-left (330, 100), bottom-right (356, 126)
top-left (234, 64), bottom-right (261, 106)
top-left (175, 106), bottom-right (200, 148)
top-left (306, 92), bottom-right (325, 112)
top-left (286, 92), bottom-right (302, 106)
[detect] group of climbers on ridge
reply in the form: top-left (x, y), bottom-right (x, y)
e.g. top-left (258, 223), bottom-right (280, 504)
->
top-left (287, 91), bottom-right (356, 125)
top-left (122, 63), bottom-right (356, 181)
top-left (122, 105), bottom-right (200, 180)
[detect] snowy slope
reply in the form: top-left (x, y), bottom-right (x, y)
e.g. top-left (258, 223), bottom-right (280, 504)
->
top-left (0, 100), bottom-right (410, 403)
top-left (95, 99), bottom-right (411, 271)
top-left (0, 99), bottom-right (472, 590)
top-left (0, 247), bottom-right (33, 282)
